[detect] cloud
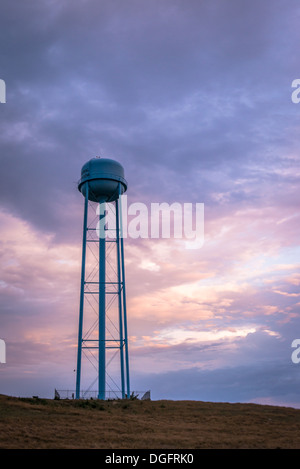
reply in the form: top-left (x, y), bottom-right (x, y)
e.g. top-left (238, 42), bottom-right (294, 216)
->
top-left (0, 0), bottom-right (300, 404)
top-left (133, 361), bottom-right (300, 408)
top-left (150, 325), bottom-right (257, 346)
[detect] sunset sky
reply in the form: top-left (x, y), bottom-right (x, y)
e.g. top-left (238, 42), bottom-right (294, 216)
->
top-left (1, 0), bottom-right (300, 407)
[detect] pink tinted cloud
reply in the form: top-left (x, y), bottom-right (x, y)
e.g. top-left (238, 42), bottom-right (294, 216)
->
top-left (0, 174), bottom-right (299, 384)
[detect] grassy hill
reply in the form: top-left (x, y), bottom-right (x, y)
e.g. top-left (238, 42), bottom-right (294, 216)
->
top-left (0, 394), bottom-right (300, 449)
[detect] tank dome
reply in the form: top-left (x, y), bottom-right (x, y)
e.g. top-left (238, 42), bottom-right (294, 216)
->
top-left (78, 157), bottom-right (127, 202)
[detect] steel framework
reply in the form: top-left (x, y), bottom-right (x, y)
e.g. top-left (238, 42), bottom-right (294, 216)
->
top-left (75, 183), bottom-right (130, 399)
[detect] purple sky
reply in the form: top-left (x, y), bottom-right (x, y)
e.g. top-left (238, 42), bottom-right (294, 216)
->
top-left (1, 0), bottom-right (300, 406)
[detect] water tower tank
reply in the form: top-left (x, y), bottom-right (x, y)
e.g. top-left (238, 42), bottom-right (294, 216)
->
top-left (78, 157), bottom-right (127, 203)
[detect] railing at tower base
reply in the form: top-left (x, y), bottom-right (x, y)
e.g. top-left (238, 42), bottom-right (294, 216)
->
top-left (54, 389), bottom-right (150, 401)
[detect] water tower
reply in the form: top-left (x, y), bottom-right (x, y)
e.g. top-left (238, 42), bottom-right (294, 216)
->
top-left (75, 157), bottom-right (130, 399)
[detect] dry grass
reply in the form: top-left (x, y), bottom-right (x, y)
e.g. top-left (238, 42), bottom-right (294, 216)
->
top-left (0, 394), bottom-right (300, 449)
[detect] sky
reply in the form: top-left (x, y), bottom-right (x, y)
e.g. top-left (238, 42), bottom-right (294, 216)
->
top-left (0, 0), bottom-right (300, 407)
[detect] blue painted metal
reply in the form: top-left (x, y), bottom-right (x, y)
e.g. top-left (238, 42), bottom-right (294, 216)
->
top-left (78, 157), bottom-right (127, 203)
top-left (98, 202), bottom-right (106, 400)
top-left (76, 182), bottom-right (89, 399)
top-left (76, 158), bottom-right (130, 400)
top-left (116, 188), bottom-right (125, 399)
top-left (118, 185), bottom-right (130, 398)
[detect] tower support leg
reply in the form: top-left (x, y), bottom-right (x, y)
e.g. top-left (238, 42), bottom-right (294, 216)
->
top-left (98, 202), bottom-right (106, 399)
top-left (76, 183), bottom-right (89, 399)
top-left (118, 185), bottom-right (130, 399)
top-left (116, 195), bottom-right (125, 399)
